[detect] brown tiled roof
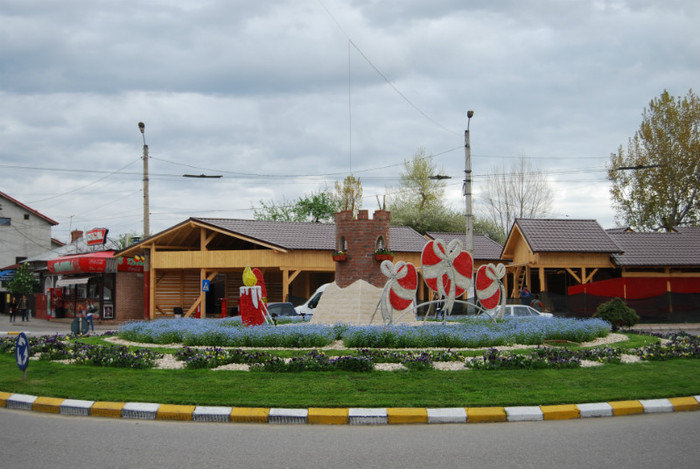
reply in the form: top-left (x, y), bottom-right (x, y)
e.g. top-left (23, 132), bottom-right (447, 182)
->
top-left (515, 218), bottom-right (621, 253)
top-left (194, 218), bottom-right (427, 252)
top-left (609, 227), bottom-right (700, 266)
top-left (425, 232), bottom-right (504, 260)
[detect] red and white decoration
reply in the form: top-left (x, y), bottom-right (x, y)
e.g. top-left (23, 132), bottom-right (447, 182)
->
top-left (421, 239), bottom-right (473, 314)
top-left (378, 260), bottom-right (418, 324)
top-left (475, 263), bottom-right (506, 313)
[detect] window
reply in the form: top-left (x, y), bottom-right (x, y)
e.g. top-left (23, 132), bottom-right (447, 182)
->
top-left (0, 217), bottom-right (10, 226)
top-left (24, 214), bottom-right (30, 220)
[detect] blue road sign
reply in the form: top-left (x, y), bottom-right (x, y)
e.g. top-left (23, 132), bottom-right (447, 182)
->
top-left (202, 279), bottom-right (210, 292)
top-left (16, 332), bottom-right (30, 372)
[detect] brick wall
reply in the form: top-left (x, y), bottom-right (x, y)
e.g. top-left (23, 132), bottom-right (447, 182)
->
top-left (334, 209), bottom-right (391, 288)
top-left (116, 272), bottom-right (145, 321)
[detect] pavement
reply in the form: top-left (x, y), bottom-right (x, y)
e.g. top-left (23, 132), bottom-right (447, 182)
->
top-left (1, 316), bottom-right (121, 336)
top-left (2, 316), bottom-right (700, 424)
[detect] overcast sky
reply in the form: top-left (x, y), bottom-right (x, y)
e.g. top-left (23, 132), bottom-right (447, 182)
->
top-left (1, 0), bottom-right (698, 244)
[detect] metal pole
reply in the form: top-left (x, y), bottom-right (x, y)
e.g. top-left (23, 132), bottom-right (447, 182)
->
top-left (139, 122), bottom-right (150, 237)
top-left (464, 110), bottom-right (474, 257)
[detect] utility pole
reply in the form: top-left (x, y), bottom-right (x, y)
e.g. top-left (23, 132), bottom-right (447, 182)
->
top-left (138, 122), bottom-right (149, 237)
top-left (464, 110), bottom-right (474, 258)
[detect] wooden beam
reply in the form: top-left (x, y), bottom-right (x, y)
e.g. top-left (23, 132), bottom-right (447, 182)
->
top-left (566, 268), bottom-right (582, 284)
top-left (539, 267), bottom-right (546, 292)
top-left (149, 245), bottom-right (156, 320)
top-left (583, 268), bottom-right (598, 284)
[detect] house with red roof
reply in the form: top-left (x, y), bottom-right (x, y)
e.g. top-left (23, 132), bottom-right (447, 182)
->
top-left (0, 190), bottom-right (59, 269)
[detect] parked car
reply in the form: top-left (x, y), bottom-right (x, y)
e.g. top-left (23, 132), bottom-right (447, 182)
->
top-left (487, 304), bottom-right (553, 319)
top-left (266, 302), bottom-right (299, 318)
top-left (294, 283), bottom-right (330, 318)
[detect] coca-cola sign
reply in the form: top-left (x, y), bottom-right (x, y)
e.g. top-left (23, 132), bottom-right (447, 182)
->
top-left (86, 228), bottom-right (109, 245)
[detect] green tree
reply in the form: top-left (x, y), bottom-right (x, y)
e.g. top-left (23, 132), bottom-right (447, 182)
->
top-left (397, 148), bottom-right (445, 211)
top-left (388, 149), bottom-right (506, 243)
top-left (295, 190), bottom-right (341, 222)
top-left (481, 157), bottom-right (553, 240)
top-left (335, 175), bottom-right (363, 217)
top-left (254, 189), bottom-right (339, 223)
top-left (7, 263), bottom-right (39, 296)
top-left (608, 89), bottom-right (700, 231)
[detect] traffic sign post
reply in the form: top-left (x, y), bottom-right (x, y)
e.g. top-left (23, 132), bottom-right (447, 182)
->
top-left (202, 279), bottom-right (210, 292)
top-left (15, 332), bottom-right (30, 381)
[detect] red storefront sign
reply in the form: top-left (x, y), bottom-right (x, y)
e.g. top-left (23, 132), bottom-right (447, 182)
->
top-left (47, 251), bottom-right (144, 274)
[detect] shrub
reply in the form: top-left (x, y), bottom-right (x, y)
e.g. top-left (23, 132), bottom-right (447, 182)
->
top-left (593, 298), bottom-right (640, 331)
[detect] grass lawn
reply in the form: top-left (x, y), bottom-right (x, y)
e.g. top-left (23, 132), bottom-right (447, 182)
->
top-left (2, 350), bottom-right (700, 408)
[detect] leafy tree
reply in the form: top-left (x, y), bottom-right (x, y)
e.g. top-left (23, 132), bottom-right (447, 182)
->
top-left (254, 189), bottom-right (339, 223)
top-left (295, 190), bottom-right (341, 222)
top-left (608, 89), bottom-right (700, 231)
top-left (481, 157), bottom-right (553, 240)
top-left (253, 197), bottom-right (297, 222)
top-left (7, 263), bottom-right (39, 295)
top-left (397, 148), bottom-right (445, 211)
top-left (335, 175), bottom-right (363, 217)
top-left (388, 148), bottom-right (507, 244)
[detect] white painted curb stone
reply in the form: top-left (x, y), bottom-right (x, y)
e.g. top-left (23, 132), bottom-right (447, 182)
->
top-left (348, 408), bottom-right (388, 425)
top-left (505, 406), bottom-right (543, 422)
top-left (121, 402), bottom-right (160, 419)
top-left (577, 402), bottom-right (613, 418)
top-left (640, 398), bottom-right (673, 413)
top-left (193, 406), bottom-right (233, 422)
top-left (427, 407), bottom-right (467, 424)
top-left (60, 399), bottom-right (95, 416)
top-left (6, 393), bottom-right (37, 410)
top-left (269, 408), bottom-right (308, 424)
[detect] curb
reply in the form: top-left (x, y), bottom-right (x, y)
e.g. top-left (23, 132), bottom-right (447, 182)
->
top-left (3, 392), bottom-right (699, 424)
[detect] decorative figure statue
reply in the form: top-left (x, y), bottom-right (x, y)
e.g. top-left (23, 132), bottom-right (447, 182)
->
top-left (374, 260), bottom-right (418, 324)
top-left (376, 238), bottom-right (508, 324)
top-left (421, 239), bottom-right (473, 315)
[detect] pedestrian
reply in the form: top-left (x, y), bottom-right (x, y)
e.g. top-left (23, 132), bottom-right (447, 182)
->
top-left (19, 294), bottom-right (30, 322)
top-left (9, 295), bottom-right (18, 322)
top-left (85, 299), bottom-right (97, 332)
top-left (520, 286), bottom-right (531, 306)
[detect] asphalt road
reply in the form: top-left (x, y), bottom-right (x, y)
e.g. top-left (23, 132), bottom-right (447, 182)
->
top-left (2, 409), bottom-right (700, 468)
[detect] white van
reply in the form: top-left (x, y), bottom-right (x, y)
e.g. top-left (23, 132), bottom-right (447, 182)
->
top-left (294, 283), bottom-right (330, 318)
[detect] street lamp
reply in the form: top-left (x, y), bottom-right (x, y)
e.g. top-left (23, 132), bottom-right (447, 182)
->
top-left (464, 110), bottom-right (474, 258)
top-left (139, 122), bottom-right (149, 237)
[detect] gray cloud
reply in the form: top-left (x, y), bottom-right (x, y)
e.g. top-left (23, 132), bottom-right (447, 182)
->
top-left (1, 0), bottom-right (698, 244)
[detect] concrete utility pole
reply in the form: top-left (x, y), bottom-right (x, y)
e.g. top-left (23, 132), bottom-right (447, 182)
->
top-left (464, 110), bottom-right (474, 257)
top-left (139, 122), bottom-right (149, 237)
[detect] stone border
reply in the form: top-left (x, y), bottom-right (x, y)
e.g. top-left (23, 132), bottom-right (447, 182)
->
top-left (2, 391), bottom-right (699, 425)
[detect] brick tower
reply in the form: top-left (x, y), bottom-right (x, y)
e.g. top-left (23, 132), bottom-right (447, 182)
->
top-left (334, 209), bottom-right (391, 288)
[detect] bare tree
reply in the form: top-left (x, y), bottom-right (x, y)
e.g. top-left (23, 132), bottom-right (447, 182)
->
top-left (481, 157), bottom-right (553, 238)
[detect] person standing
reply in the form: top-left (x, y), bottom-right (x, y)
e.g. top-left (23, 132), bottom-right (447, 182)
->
top-left (9, 295), bottom-right (18, 322)
top-left (19, 294), bottom-right (29, 322)
top-left (520, 286), bottom-right (531, 306)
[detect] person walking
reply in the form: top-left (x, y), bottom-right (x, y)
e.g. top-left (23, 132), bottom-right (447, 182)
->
top-left (18, 294), bottom-right (30, 322)
top-left (9, 295), bottom-right (18, 322)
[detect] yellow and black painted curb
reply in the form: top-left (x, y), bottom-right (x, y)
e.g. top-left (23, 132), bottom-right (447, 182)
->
top-left (2, 391), bottom-right (699, 424)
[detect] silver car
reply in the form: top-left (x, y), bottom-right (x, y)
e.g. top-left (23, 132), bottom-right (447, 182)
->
top-left (489, 304), bottom-right (553, 318)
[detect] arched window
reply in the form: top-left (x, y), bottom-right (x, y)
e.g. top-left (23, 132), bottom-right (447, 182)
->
top-left (375, 236), bottom-right (386, 252)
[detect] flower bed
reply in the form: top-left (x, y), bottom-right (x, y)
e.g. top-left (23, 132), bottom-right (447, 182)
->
top-left (118, 317), bottom-right (612, 349)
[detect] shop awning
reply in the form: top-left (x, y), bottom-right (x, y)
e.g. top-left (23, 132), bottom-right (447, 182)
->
top-left (47, 251), bottom-right (143, 275)
top-left (55, 277), bottom-right (92, 287)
